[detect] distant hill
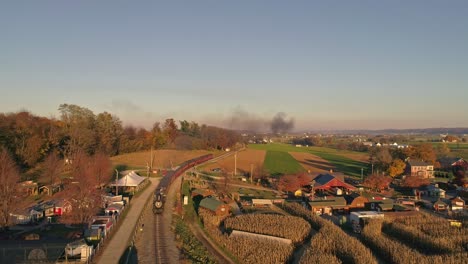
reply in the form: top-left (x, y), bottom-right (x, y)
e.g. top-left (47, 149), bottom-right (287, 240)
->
top-left (297, 128), bottom-right (468, 135)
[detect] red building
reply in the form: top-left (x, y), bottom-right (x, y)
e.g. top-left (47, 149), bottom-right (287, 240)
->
top-left (311, 174), bottom-right (356, 193)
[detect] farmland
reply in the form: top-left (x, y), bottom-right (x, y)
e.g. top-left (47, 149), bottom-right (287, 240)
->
top-left (203, 149), bottom-right (266, 175)
top-left (289, 152), bottom-right (334, 174)
top-left (111, 149), bottom-right (213, 170)
top-left (264, 150), bottom-right (304, 176)
top-left (250, 143), bottom-right (369, 177)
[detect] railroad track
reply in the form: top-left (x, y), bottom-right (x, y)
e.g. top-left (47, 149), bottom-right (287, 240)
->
top-left (154, 214), bottom-right (169, 264)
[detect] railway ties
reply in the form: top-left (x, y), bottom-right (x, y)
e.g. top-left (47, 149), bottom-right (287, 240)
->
top-left (154, 214), bottom-right (171, 264)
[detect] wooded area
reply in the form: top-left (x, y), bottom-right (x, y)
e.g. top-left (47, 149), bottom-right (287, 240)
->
top-left (0, 104), bottom-right (240, 174)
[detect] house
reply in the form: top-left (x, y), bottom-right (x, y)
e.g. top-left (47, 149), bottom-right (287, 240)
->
top-left (39, 184), bottom-right (61, 196)
top-left (433, 199), bottom-right (448, 211)
top-left (18, 181), bottom-right (38, 196)
top-left (427, 184), bottom-right (446, 198)
top-left (406, 160), bottom-right (434, 178)
top-left (311, 173), bottom-right (356, 193)
top-left (199, 197), bottom-right (230, 217)
top-left (53, 199), bottom-right (72, 216)
top-left (309, 196), bottom-right (347, 215)
top-left (10, 207), bottom-right (43, 225)
top-left (450, 197), bottom-right (465, 211)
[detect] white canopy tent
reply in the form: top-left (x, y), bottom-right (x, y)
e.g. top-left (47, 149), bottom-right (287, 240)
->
top-left (109, 171), bottom-right (147, 192)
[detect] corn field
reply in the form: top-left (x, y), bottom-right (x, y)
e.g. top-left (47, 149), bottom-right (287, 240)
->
top-left (361, 219), bottom-right (468, 264)
top-left (199, 210), bottom-right (295, 264)
top-left (224, 214), bottom-right (311, 243)
top-left (281, 202), bottom-right (377, 264)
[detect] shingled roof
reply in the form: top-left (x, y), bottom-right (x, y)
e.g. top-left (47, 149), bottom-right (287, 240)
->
top-left (199, 197), bottom-right (223, 211)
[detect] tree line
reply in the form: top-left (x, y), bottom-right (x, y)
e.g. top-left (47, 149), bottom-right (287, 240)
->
top-left (0, 104), bottom-right (240, 172)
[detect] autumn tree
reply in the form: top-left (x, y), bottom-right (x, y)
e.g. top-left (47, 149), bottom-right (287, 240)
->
top-left (369, 147), bottom-right (392, 172)
top-left (163, 118), bottom-right (178, 144)
top-left (59, 104), bottom-right (97, 156)
top-left (92, 152), bottom-right (112, 189)
top-left (151, 122), bottom-right (167, 148)
top-left (437, 143), bottom-right (450, 157)
top-left (0, 149), bottom-right (20, 229)
top-left (41, 152), bottom-right (63, 185)
top-left (61, 151), bottom-right (102, 226)
top-left (387, 159), bottom-right (406, 177)
top-left (278, 174), bottom-right (305, 192)
top-left (363, 174), bottom-right (392, 192)
top-left (402, 176), bottom-right (430, 188)
top-left (95, 112), bottom-right (123, 155)
top-left (412, 144), bottom-right (437, 164)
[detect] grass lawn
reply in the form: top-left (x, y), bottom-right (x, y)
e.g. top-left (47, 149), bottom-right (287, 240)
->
top-left (251, 143), bottom-right (368, 178)
top-left (264, 150), bottom-right (304, 177)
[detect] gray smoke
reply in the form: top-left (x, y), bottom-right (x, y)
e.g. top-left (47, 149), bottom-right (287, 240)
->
top-left (227, 108), bottom-right (268, 132)
top-left (224, 107), bottom-right (295, 133)
top-left (270, 112), bottom-right (295, 134)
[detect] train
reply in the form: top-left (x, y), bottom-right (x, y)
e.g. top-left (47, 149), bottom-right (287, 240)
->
top-left (152, 154), bottom-right (213, 214)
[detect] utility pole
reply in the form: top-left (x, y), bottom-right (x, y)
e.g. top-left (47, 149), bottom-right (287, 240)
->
top-left (150, 147), bottom-right (154, 172)
top-left (146, 162), bottom-right (150, 180)
top-left (250, 164), bottom-right (254, 183)
top-left (371, 163), bottom-right (374, 175)
top-left (115, 169), bottom-right (119, 196)
top-left (234, 152), bottom-right (237, 177)
top-left (361, 168), bottom-right (364, 180)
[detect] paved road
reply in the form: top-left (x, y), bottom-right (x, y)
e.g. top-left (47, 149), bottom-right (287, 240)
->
top-left (97, 178), bottom-right (159, 264)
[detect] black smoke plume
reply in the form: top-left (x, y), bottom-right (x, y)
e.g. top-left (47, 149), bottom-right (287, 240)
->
top-left (270, 112), bottom-right (294, 134)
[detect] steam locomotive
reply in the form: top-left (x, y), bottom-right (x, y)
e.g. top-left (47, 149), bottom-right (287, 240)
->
top-left (152, 190), bottom-right (164, 214)
top-left (152, 154), bottom-right (213, 214)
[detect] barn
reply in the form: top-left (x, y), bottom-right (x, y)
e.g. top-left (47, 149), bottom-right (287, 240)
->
top-left (311, 174), bottom-right (356, 194)
top-left (199, 197), bottom-right (230, 217)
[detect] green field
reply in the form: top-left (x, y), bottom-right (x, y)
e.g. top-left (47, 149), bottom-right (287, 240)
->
top-left (263, 150), bottom-right (304, 177)
top-left (251, 143), bottom-right (368, 178)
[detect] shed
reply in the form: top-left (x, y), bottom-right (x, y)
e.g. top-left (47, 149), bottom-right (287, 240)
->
top-left (366, 199), bottom-right (394, 212)
top-left (252, 199), bottom-right (273, 207)
top-left (345, 193), bottom-right (369, 209)
top-left (309, 196), bottom-right (347, 215)
top-left (450, 197), bottom-right (465, 211)
top-left (433, 199), bottom-right (448, 211)
top-left (199, 197), bottom-right (230, 216)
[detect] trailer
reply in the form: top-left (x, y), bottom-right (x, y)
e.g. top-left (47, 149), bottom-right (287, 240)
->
top-left (350, 211), bottom-right (384, 233)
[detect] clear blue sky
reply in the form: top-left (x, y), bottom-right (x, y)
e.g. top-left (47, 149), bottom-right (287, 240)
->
top-left (1, 1), bottom-right (467, 130)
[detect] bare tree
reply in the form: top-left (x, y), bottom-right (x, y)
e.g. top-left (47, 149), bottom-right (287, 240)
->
top-left (92, 152), bottom-right (112, 189)
top-left (61, 151), bottom-right (101, 226)
top-left (0, 149), bottom-right (20, 229)
top-left (41, 152), bottom-right (63, 185)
